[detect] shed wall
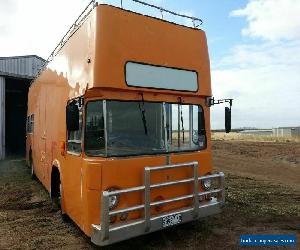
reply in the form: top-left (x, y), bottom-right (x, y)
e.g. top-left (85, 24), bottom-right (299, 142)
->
top-left (0, 77), bottom-right (5, 159)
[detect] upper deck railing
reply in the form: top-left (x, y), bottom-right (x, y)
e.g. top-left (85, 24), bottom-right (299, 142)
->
top-left (123, 0), bottom-right (202, 27)
top-left (32, 0), bottom-right (203, 84)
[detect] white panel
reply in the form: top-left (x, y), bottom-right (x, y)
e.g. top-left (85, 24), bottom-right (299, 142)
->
top-left (126, 62), bottom-right (198, 91)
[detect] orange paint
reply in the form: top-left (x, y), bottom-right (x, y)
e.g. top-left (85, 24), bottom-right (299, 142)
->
top-left (26, 4), bottom-right (213, 238)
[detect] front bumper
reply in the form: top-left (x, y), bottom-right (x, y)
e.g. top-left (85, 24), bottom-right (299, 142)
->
top-left (91, 161), bottom-right (225, 246)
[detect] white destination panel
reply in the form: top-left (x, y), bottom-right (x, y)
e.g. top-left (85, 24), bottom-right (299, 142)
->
top-left (125, 62), bottom-right (198, 91)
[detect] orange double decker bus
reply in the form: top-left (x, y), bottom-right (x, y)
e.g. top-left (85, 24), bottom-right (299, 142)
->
top-left (26, 1), bottom-right (229, 246)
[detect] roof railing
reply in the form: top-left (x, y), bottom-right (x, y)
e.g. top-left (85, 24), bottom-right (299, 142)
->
top-left (32, 0), bottom-right (202, 84)
top-left (121, 0), bottom-right (202, 27)
top-left (47, 0), bottom-right (97, 64)
top-left (32, 0), bottom-right (97, 83)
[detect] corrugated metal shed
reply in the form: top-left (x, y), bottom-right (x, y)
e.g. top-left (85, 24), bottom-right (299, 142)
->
top-left (0, 55), bottom-right (45, 160)
top-left (0, 55), bottom-right (46, 79)
top-left (273, 127), bottom-right (300, 137)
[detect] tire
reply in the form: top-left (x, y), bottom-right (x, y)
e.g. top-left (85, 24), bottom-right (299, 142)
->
top-left (51, 176), bottom-right (69, 221)
top-left (59, 184), bottom-right (69, 222)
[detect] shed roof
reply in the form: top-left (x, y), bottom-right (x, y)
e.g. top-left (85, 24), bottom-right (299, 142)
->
top-left (0, 55), bottom-right (46, 79)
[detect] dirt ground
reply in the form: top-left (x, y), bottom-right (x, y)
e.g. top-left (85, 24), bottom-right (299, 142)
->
top-left (0, 141), bottom-right (299, 249)
top-left (213, 140), bottom-right (300, 190)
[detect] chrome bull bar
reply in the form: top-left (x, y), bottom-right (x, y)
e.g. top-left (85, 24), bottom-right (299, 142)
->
top-left (91, 161), bottom-right (225, 246)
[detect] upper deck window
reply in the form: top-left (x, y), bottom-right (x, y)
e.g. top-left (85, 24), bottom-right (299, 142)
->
top-left (125, 62), bottom-right (198, 92)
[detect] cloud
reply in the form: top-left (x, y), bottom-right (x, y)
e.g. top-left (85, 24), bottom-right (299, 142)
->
top-left (0, 0), bottom-right (18, 36)
top-left (211, 0), bottom-right (300, 129)
top-left (0, 0), bottom-right (90, 58)
top-left (212, 63), bottom-right (300, 128)
top-left (231, 0), bottom-right (300, 41)
top-left (0, 0), bottom-right (195, 57)
top-left (216, 40), bottom-right (300, 69)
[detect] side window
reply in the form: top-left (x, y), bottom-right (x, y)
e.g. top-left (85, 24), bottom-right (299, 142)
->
top-left (166, 104), bottom-right (206, 151)
top-left (26, 114), bottom-right (34, 133)
top-left (85, 100), bottom-right (105, 156)
top-left (195, 105), bottom-right (206, 148)
top-left (30, 114), bottom-right (34, 133)
top-left (26, 116), bottom-right (29, 133)
top-left (67, 99), bottom-right (82, 154)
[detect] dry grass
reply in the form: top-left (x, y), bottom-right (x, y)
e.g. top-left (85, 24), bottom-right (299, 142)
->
top-left (212, 132), bottom-right (300, 143)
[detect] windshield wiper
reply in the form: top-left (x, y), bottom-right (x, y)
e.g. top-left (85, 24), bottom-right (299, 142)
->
top-left (179, 98), bottom-right (184, 143)
top-left (180, 106), bottom-right (184, 143)
top-left (138, 94), bottom-right (148, 135)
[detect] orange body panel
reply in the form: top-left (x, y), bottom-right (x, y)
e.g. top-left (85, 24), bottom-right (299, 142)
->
top-left (93, 6), bottom-right (211, 96)
top-left (26, 4), bottom-right (213, 237)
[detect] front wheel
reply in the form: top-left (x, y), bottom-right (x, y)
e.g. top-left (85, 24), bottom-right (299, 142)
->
top-left (51, 178), bottom-right (69, 221)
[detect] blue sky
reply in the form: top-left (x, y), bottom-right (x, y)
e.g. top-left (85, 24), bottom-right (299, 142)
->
top-left (168, 0), bottom-right (249, 62)
top-left (0, 0), bottom-right (299, 129)
top-left (108, 0), bottom-right (249, 64)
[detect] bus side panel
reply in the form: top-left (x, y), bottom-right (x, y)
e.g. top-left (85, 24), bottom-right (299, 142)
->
top-left (31, 84), bottom-right (43, 181)
top-left (81, 160), bottom-right (103, 235)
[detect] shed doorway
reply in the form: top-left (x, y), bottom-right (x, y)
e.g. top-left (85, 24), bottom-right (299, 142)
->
top-left (5, 77), bottom-right (30, 157)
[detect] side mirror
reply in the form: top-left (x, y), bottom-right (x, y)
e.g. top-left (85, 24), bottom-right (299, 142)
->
top-left (66, 102), bottom-right (79, 131)
top-left (225, 107), bottom-right (231, 133)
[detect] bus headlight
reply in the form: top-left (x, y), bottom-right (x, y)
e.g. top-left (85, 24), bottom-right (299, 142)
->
top-left (106, 188), bottom-right (120, 210)
top-left (109, 195), bottom-right (119, 209)
top-left (202, 178), bottom-right (212, 191)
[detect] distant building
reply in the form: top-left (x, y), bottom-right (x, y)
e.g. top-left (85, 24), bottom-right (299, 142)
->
top-left (239, 127), bottom-right (300, 137)
top-left (0, 55), bottom-right (46, 159)
top-left (239, 129), bottom-right (273, 136)
top-left (272, 127), bottom-right (300, 137)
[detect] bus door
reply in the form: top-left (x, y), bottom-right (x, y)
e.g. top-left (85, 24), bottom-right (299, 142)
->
top-left (63, 98), bottom-right (83, 225)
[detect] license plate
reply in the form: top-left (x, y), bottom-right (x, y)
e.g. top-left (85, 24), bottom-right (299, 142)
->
top-left (162, 213), bottom-right (182, 228)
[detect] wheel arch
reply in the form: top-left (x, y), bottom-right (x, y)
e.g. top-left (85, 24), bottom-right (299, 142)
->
top-left (50, 159), bottom-right (62, 199)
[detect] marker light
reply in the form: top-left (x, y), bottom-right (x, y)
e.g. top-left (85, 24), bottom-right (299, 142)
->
top-left (202, 178), bottom-right (212, 191)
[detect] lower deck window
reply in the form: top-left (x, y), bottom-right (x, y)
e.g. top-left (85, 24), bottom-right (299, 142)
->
top-left (85, 101), bottom-right (105, 156)
top-left (67, 100), bottom-right (82, 154)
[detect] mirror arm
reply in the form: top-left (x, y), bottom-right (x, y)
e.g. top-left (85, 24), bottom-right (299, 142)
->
top-left (206, 96), bottom-right (233, 134)
top-left (206, 97), bottom-right (233, 109)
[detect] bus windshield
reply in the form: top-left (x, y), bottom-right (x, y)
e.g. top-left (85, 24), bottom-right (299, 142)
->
top-left (85, 100), bottom-right (205, 157)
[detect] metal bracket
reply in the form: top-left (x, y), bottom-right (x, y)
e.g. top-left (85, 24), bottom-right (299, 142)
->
top-left (206, 97), bottom-right (233, 110)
